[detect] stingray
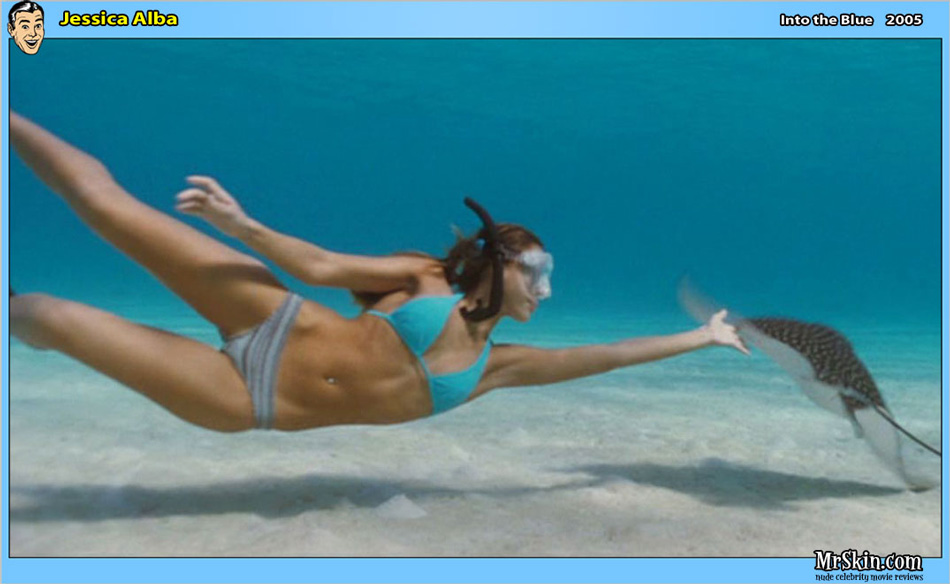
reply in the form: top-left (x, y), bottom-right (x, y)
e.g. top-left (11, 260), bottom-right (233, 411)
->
top-left (678, 279), bottom-right (940, 491)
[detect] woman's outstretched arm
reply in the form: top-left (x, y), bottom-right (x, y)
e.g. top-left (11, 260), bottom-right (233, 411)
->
top-left (475, 310), bottom-right (749, 395)
top-left (176, 176), bottom-right (440, 292)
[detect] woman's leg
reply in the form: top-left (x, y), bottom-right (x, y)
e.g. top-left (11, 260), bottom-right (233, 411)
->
top-left (11, 293), bottom-right (255, 432)
top-left (10, 112), bottom-right (287, 338)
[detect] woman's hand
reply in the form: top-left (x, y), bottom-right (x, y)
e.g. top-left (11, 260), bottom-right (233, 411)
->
top-left (175, 176), bottom-right (253, 238)
top-left (704, 309), bottom-right (750, 355)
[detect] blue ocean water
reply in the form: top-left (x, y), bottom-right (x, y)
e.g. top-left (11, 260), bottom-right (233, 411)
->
top-left (6, 40), bottom-right (943, 558)
top-left (10, 39), bottom-right (940, 329)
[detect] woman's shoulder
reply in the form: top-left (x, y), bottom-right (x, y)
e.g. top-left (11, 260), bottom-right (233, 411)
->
top-left (412, 256), bottom-right (448, 279)
top-left (369, 273), bottom-right (455, 310)
top-left (386, 254), bottom-right (447, 289)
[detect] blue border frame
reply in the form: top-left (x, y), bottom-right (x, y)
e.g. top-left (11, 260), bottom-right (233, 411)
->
top-left (2, 2), bottom-right (948, 583)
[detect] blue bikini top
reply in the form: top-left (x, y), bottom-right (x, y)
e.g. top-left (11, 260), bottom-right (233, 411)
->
top-left (367, 293), bottom-right (493, 415)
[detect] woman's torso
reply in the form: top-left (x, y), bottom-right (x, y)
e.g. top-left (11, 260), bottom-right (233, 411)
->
top-left (271, 285), bottom-right (490, 430)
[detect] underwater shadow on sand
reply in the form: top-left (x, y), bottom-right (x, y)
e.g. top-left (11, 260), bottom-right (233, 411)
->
top-left (11, 459), bottom-right (907, 523)
top-left (562, 459), bottom-right (905, 509)
top-left (9, 473), bottom-right (588, 523)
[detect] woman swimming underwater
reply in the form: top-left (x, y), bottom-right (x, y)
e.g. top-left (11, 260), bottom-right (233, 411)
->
top-left (9, 112), bottom-right (749, 433)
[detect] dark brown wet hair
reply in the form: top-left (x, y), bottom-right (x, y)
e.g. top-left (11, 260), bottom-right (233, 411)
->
top-left (350, 223), bottom-right (543, 311)
top-left (444, 223), bottom-right (543, 294)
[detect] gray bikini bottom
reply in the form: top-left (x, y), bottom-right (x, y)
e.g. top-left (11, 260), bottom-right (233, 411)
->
top-left (221, 293), bottom-right (303, 429)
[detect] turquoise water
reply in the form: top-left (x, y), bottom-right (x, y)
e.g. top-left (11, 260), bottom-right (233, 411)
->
top-left (10, 40), bottom-right (940, 324)
top-left (8, 40), bottom-right (942, 557)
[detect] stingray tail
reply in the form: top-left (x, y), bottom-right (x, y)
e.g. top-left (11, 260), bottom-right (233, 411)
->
top-left (866, 402), bottom-right (940, 457)
top-left (851, 407), bottom-right (938, 491)
top-left (831, 385), bottom-right (941, 456)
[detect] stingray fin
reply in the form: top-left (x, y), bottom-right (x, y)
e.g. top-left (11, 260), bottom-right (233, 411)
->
top-left (677, 276), bottom-right (746, 325)
top-left (848, 413), bottom-right (864, 438)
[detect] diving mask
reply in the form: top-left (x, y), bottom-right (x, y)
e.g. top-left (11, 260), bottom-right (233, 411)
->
top-left (516, 249), bottom-right (554, 300)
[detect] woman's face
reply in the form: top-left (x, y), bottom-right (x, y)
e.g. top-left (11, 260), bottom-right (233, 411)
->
top-left (502, 245), bottom-right (553, 322)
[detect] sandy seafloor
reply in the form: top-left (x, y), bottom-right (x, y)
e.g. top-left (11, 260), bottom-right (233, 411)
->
top-left (8, 306), bottom-right (941, 558)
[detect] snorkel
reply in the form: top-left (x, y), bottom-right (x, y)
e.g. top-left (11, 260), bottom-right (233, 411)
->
top-left (459, 197), bottom-right (505, 322)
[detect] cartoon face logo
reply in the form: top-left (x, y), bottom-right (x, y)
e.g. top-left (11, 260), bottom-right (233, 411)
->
top-left (8, 1), bottom-right (44, 55)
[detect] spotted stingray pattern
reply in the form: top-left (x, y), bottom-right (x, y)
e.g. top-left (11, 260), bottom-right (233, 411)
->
top-left (744, 317), bottom-right (886, 411)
